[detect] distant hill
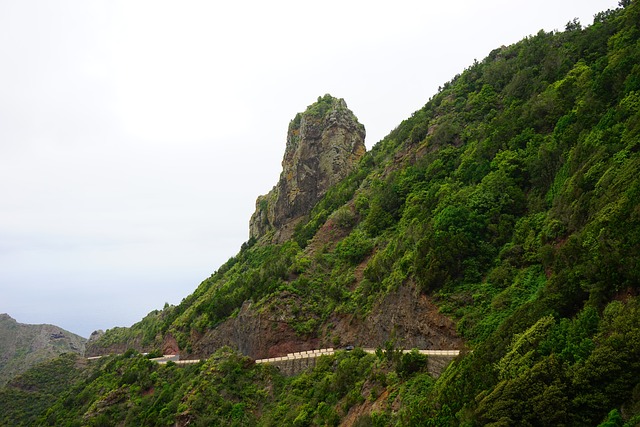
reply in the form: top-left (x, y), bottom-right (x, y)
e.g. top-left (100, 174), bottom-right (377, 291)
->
top-left (0, 314), bottom-right (86, 385)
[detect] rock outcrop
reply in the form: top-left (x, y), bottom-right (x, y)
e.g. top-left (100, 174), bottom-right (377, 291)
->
top-left (250, 94), bottom-right (366, 242)
top-left (328, 284), bottom-right (464, 351)
top-left (191, 296), bottom-right (321, 360)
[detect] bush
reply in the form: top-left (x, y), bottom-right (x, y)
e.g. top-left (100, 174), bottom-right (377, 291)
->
top-left (335, 229), bottom-right (374, 265)
top-left (396, 350), bottom-right (429, 378)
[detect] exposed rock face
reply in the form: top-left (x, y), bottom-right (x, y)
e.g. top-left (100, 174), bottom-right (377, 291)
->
top-left (87, 329), bottom-right (104, 343)
top-left (189, 284), bottom-right (462, 360)
top-left (329, 284), bottom-right (464, 351)
top-left (250, 94), bottom-right (366, 242)
top-left (191, 296), bottom-right (320, 359)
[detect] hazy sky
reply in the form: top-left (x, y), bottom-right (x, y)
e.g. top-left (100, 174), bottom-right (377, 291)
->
top-left (0, 0), bottom-right (619, 338)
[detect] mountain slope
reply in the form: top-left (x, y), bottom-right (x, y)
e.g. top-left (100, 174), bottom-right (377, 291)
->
top-left (0, 314), bottom-right (86, 386)
top-left (7, 1), bottom-right (640, 425)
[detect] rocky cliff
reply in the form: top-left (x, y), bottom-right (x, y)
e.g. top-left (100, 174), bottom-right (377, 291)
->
top-left (250, 94), bottom-right (366, 242)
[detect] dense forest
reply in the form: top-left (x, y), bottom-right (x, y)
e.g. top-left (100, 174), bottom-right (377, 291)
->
top-left (2, 1), bottom-right (640, 425)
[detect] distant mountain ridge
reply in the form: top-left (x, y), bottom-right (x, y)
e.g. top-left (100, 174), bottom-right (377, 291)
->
top-left (0, 313), bottom-right (86, 385)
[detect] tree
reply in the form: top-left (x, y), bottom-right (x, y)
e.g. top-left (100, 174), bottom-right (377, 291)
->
top-left (566, 18), bottom-right (582, 31)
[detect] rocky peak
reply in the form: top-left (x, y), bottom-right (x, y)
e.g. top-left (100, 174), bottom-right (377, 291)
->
top-left (88, 329), bottom-right (104, 342)
top-left (0, 313), bottom-right (15, 323)
top-left (250, 94), bottom-right (366, 242)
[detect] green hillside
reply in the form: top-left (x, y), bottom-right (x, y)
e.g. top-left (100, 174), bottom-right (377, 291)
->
top-left (3, 2), bottom-right (640, 425)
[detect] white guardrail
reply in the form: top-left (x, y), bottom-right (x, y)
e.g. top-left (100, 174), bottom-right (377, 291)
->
top-left (90, 348), bottom-right (461, 365)
top-left (254, 348), bottom-right (460, 364)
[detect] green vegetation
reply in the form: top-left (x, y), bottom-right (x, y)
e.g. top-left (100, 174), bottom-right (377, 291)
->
top-left (0, 347), bottom-right (434, 426)
top-left (0, 353), bottom-right (86, 426)
top-left (306, 94), bottom-right (342, 119)
top-left (4, 2), bottom-right (640, 425)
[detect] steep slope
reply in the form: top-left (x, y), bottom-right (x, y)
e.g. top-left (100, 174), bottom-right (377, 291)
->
top-left (0, 314), bottom-right (86, 386)
top-left (87, 94), bottom-right (461, 359)
top-left (36, 2), bottom-right (640, 425)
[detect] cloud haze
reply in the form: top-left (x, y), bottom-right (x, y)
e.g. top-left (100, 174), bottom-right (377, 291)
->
top-left (0, 0), bottom-right (619, 337)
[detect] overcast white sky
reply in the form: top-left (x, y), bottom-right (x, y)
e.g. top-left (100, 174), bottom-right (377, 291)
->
top-left (0, 0), bottom-right (619, 338)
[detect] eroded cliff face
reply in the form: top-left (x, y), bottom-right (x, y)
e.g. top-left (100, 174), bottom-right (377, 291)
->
top-left (250, 95), bottom-right (366, 242)
top-left (189, 283), bottom-right (462, 360)
top-left (191, 296), bottom-right (320, 359)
